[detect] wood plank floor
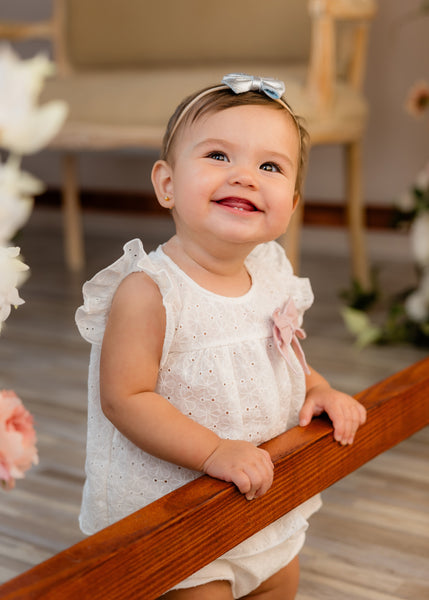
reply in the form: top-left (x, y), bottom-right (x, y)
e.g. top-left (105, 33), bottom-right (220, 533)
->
top-left (0, 207), bottom-right (428, 598)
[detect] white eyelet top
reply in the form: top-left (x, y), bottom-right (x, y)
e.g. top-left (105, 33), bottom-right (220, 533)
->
top-left (76, 239), bottom-right (321, 558)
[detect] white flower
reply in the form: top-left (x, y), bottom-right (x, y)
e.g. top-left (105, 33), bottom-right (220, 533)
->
top-left (0, 45), bottom-right (68, 154)
top-left (415, 161), bottom-right (429, 191)
top-left (396, 190), bottom-right (416, 212)
top-left (405, 269), bottom-right (429, 323)
top-left (410, 212), bottom-right (429, 267)
top-left (405, 292), bottom-right (427, 322)
top-left (0, 246), bottom-right (29, 332)
top-left (0, 156), bottom-right (42, 244)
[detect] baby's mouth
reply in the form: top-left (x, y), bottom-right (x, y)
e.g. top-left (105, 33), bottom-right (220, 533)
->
top-left (215, 197), bottom-right (259, 212)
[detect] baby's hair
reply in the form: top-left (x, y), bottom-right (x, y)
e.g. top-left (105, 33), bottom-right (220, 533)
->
top-left (161, 85), bottom-right (310, 196)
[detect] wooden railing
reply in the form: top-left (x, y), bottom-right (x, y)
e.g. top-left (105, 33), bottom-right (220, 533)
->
top-left (1, 357), bottom-right (428, 599)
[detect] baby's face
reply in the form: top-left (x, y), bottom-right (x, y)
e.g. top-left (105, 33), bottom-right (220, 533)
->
top-left (163, 104), bottom-right (301, 249)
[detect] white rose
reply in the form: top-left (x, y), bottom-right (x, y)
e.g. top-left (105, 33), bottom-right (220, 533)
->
top-left (405, 291), bottom-right (428, 323)
top-left (415, 161), bottom-right (429, 191)
top-left (0, 245), bottom-right (29, 331)
top-left (410, 213), bottom-right (429, 268)
top-left (405, 270), bottom-right (429, 323)
top-left (0, 157), bottom-right (41, 244)
top-left (0, 45), bottom-right (68, 154)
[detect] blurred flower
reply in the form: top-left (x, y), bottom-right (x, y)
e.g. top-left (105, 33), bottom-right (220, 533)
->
top-left (405, 270), bottom-right (429, 323)
top-left (0, 45), bottom-right (68, 154)
top-left (0, 44), bottom-right (67, 330)
top-left (0, 156), bottom-right (42, 244)
top-left (0, 390), bottom-right (38, 489)
top-left (410, 212), bottom-right (429, 267)
top-left (0, 246), bottom-right (29, 332)
top-left (396, 190), bottom-right (416, 213)
top-left (344, 161), bottom-right (429, 346)
top-left (415, 161), bottom-right (429, 189)
top-left (0, 46), bottom-right (62, 491)
top-left (405, 80), bottom-right (429, 117)
top-left (394, 160), bottom-right (429, 224)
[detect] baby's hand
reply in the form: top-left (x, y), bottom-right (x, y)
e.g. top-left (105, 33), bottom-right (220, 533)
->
top-left (299, 384), bottom-right (367, 446)
top-left (202, 439), bottom-right (274, 501)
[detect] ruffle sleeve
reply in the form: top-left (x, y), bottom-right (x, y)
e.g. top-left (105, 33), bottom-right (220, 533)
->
top-left (75, 239), bottom-right (179, 360)
top-left (248, 241), bottom-right (314, 324)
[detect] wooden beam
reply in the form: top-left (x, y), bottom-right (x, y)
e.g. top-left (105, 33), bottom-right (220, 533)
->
top-left (1, 358), bottom-right (428, 599)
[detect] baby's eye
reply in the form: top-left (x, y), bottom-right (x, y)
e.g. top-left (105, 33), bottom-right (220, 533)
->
top-left (260, 162), bottom-right (281, 173)
top-left (207, 151), bottom-right (228, 162)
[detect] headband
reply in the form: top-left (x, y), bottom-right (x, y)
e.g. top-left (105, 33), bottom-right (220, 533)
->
top-left (164, 73), bottom-right (301, 156)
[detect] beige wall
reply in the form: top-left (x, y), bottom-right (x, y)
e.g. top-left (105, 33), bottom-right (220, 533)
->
top-left (308, 0), bottom-right (429, 205)
top-left (2, 0), bottom-right (429, 206)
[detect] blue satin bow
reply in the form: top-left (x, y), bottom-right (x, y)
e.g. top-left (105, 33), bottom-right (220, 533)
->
top-left (222, 73), bottom-right (285, 100)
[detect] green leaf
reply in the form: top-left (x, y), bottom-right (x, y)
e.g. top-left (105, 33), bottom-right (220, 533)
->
top-left (341, 307), bottom-right (382, 348)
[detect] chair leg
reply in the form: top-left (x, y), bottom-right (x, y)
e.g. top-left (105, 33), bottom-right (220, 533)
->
top-left (62, 153), bottom-right (84, 271)
top-left (278, 199), bottom-right (304, 273)
top-left (345, 141), bottom-right (371, 290)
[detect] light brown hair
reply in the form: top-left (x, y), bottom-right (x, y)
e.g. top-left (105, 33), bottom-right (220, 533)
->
top-left (161, 86), bottom-right (309, 195)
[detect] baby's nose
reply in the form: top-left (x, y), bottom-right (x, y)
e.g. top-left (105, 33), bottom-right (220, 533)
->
top-left (229, 165), bottom-right (257, 188)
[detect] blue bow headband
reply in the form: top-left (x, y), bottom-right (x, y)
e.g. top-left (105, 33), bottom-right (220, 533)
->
top-left (164, 73), bottom-right (298, 156)
top-left (222, 73), bottom-right (286, 100)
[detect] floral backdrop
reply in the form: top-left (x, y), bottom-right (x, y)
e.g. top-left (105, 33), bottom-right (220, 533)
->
top-left (0, 45), bottom-right (67, 488)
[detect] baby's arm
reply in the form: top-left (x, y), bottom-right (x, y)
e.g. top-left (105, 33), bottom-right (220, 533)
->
top-left (100, 272), bottom-right (273, 501)
top-left (299, 366), bottom-right (367, 445)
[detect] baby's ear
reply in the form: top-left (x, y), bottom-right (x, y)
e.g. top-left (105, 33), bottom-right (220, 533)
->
top-left (151, 160), bottom-right (175, 208)
top-left (292, 192), bottom-right (300, 211)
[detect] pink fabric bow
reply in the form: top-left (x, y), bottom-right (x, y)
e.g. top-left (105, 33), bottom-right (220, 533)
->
top-left (272, 298), bottom-right (310, 374)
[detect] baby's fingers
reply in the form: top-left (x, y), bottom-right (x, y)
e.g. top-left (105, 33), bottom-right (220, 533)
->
top-left (203, 440), bottom-right (274, 500)
top-left (334, 401), bottom-right (366, 445)
top-left (250, 451), bottom-right (274, 500)
top-left (229, 464), bottom-right (269, 500)
top-left (347, 402), bottom-right (367, 444)
top-left (235, 449), bottom-right (273, 501)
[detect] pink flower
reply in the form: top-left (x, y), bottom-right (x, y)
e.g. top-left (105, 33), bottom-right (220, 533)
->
top-left (405, 80), bottom-right (429, 117)
top-left (0, 390), bottom-right (38, 490)
top-left (272, 298), bottom-right (310, 374)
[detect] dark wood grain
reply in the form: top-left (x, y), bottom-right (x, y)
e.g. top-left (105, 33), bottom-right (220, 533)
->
top-left (1, 357), bottom-right (428, 600)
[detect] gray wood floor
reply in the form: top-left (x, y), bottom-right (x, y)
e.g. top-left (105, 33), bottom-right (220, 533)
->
top-left (0, 207), bottom-right (428, 598)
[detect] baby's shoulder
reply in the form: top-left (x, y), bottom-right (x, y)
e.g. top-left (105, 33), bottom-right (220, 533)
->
top-left (112, 270), bottom-right (164, 316)
top-left (105, 270), bottom-right (166, 353)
